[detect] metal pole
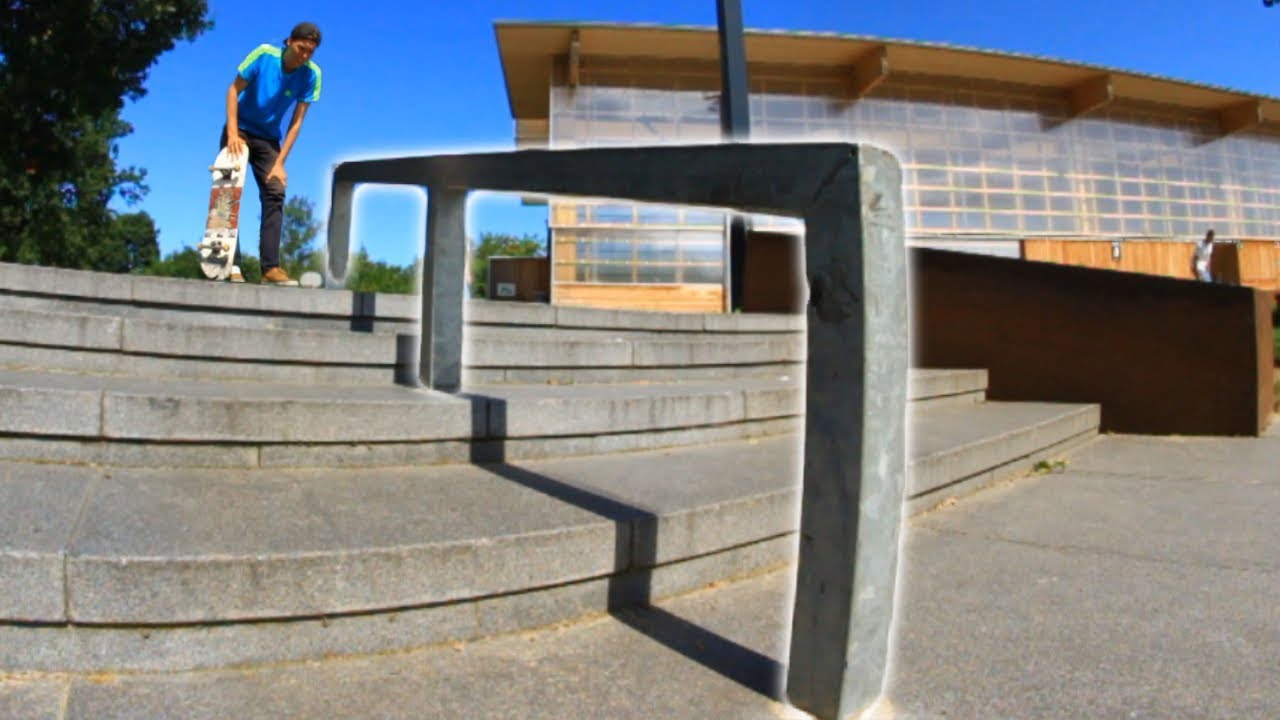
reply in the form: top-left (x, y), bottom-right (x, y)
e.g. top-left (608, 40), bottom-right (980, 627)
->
top-left (717, 0), bottom-right (750, 311)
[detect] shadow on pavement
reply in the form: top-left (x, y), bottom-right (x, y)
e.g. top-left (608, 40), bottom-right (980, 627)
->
top-left (467, 394), bottom-right (785, 702)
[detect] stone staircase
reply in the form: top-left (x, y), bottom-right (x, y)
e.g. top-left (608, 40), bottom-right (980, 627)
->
top-left (0, 261), bottom-right (1100, 676)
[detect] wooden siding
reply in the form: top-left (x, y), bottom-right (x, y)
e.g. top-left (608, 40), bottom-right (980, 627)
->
top-left (554, 283), bottom-right (723, 313)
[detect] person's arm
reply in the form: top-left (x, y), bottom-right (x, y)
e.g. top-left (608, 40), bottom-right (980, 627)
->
top-left (266, 102), bottom-right (309, 187)
top-left (224, 75), bottom-right (249, 156)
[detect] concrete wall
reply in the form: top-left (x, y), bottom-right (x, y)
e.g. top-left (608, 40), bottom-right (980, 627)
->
top-left (912, 248), bottom-right (1276, 436)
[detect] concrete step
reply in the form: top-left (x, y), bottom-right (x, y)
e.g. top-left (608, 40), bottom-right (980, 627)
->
top-left (0, 306), bottom-right (398, 364)
top-left (906, 399), bottom-right (1099, 514)
top-left (0, 261), bottom-right (802, 337)
top-left (2, 286), bottom-right (806, 385)
top-left (0, 366), bottom-right (989, 466)
top-left (0, 368), bottom-right (801, 459)
top-left (0, 398), bottom-right (1097, 673)
top-left (0, 261), bottom-right (417, 329)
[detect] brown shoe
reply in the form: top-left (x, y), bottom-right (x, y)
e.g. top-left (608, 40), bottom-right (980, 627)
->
top-left (261, 267), bottom-right (298, 286)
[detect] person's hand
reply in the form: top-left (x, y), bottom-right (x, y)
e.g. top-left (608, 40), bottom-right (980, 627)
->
top-left (268, 162), bottom-right (288, 188)
top-left (226, 134), bottom-right (247, 158)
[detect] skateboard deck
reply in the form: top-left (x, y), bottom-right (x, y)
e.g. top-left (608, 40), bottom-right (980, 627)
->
top-left (198, 147), bottom-right (247, 280)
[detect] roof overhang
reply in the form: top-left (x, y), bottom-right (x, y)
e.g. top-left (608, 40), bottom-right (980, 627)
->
top-left (494, 21), bottom-right (1279, 137)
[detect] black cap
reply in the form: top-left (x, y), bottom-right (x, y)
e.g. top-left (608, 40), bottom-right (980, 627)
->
top-left (289, 22), bottom-right (322, 46)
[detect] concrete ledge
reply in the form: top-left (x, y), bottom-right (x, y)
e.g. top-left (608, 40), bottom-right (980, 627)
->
top-left (908, 401), bottom-right (1101, 497)
top-left (910, 368), bottom-right (988, 402)
top-left (463, 364), bottom-right (801, 386)
top-left (1, 344), bottom-right (393, 386)
top-left (0, 369), bottom-right (799, 444)
top-left (0, 384), bottom-right (101, 436)
top-left (0, 263), bottom-right (799, 334)
top-left (0, 535), bottom-right (795, 674)
top-left (0, 370), bottom-right (991, 460)
top-left (0, 418), bottom-right (802, 470)
top-left (119, 319), bottom-right (396, 364)
top-left (11, 435), bottom-right (802, 624)
top-left (101, 390), bottom-right (477, 443)
top-left (905, 429), bottom-right (1098, 516)
top-left (0, 307), bottom-right (396, 364)
top-left (0, 466), bottom-right (93, 621)
top-left (0, 394), bottom-right (1101, 666)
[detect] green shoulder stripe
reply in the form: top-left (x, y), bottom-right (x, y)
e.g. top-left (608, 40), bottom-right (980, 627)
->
top-left (307, 61), bottom-right (322, 102)
top-left (238, 44), bottom-right (280, 75)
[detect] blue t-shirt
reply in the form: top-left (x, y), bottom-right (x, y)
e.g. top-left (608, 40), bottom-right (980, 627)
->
top-left (235, 44), bottom-right (322, 141)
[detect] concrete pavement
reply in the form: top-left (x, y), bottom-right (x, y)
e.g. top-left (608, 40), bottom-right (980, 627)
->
top-left (4, 425), bottom-right (1275, 718)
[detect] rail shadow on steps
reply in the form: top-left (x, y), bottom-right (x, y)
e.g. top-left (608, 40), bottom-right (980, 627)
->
top-left (468, 394), bottom-right (785, 701)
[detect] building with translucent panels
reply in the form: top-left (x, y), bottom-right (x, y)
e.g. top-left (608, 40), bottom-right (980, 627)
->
top-left (495, 22), bottom-right (1280, 310)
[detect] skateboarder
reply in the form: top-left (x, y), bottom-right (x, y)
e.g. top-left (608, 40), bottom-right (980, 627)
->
top-left (220, 21), bottom-right (322, 284)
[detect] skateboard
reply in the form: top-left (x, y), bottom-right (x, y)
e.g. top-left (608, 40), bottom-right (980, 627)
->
top-left (198, 147), bottom-right (247, 280)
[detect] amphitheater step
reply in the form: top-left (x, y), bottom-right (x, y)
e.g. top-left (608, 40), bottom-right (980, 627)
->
top-left (0, 397), bottom-right (1097, 672)
top-left (0, 366), bottom-right (989, 465)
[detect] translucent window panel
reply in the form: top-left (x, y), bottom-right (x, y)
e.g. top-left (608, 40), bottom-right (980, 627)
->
top-left (1051, 215), bottom-right (1081, 233)
top-left (635, 240), bottom-right (679, 263)
top-left (760, 122), bottom-right (811, 141)
top-left (921, 211), bottom-right (953, 229)
top-left (919, 190), bottom-right (951, 208)
top-left (636, 206), bottom-right (680, 224)
top-left (1023, 214), bottom-right (1050, 232)
top-left (1022, 195), bottom-right (1047, 212)
top-left (989, 193), bottom-right (1017, 211)
top-left (1046, 175), bottom-right (1073, 193)
top-left (959, 212), bottom-right (988, 230)
top-left (991, 214), bottom-right (1019, 231)
top-left (914, 167), bottom-right (949, 187)
top-left (955, 171), bottom-right (984, 189)
top-left (986, 174), bottom-right (1016, 191)
top-left (592, 205), bottom-right (634, 224)
top-left (584, 263), bottom-right (635, 284)
top-left (1049, 195), bottom-right (1075, 213)
top-left (684, 209), bottom-right (728, 226)
top-left (635, 265), bottom-right (679, 283)
top-left (582, 239), bottom-right (633, 263)
top-left (1018, 175), bottom-right (1047, 193)
top-left (763, 94), bottom-right (807, 120)
top-left (548, 73), bottom-right (1280, 246)
top-left (680, 241), bottom-right (725, 264)
top-left (913, 148), bottom-right (948, 167)
top-left (957, 191), bottom-right (986, 209)
top-left (683, 264), bottom-right (724, 284)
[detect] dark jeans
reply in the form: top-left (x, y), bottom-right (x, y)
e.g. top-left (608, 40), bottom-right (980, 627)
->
top-left (219, 126), bottom-right (284, 270)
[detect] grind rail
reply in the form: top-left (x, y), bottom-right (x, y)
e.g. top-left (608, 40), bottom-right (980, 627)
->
top-left (327, 142), bottom-right (907, 720)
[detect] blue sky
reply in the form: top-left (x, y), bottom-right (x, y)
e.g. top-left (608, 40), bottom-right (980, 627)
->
top-left (115, 0), bottom-right (1280, 268)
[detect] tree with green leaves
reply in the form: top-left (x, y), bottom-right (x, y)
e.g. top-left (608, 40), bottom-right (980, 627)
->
top-left (0, 1), bottom-right (211, 268)
top-left (469, 232), bottom-right (545, 298)
top-left (141, 246), bottom-right (202, 278)
top-left (96, 210), bottom-right (160, 273)
top-left (280, 196), bottom-right (324, 280)
top-left (345, 250), bottom-right (419, 295)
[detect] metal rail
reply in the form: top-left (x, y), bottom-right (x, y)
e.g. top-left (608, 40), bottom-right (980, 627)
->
top-left (327, 142), bottom-right (908, 720)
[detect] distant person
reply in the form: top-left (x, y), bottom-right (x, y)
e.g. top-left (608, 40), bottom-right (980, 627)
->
top-left (1193, 229), bottom-right (1215, 282)
top-left (220, 22), bottom-right (323, 285)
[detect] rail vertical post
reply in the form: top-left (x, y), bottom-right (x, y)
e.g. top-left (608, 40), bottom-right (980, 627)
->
top-left (787, 146), bottom-right (909, 720)
top-left (419, 187), bottom-right (467, 392)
